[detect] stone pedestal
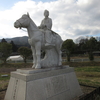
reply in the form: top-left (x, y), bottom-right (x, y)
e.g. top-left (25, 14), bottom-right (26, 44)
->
top-left (5, 66), bottom-right (83, 100)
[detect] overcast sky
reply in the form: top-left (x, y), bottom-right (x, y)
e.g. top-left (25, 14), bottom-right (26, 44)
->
top-left (0, 0), bottom-right (100, 40)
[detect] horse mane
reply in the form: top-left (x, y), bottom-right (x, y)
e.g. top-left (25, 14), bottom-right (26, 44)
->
top-left (25, 14), bottom-right (39, 30)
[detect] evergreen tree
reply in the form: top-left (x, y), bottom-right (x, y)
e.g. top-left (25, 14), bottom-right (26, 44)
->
top-left (87, 37), bottom-right (97, 51)
top-left (1, 38), bottom-right (7, 43)
top-left (10, 41), bottom-right (18, 52)
top-left (0, 42), bottom-right (12, 63)
top-left (62, 39), bottom-right (75, 53)
top-left (88, 51), bottom-right (94, 61)
top-left (18, 47), bottom-right (32, 63)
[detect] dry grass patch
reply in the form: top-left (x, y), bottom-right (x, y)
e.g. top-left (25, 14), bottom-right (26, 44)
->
top-left (0, 80), bottom-right (9, 90)
top-left (75, 66), bottom-right (100, 87)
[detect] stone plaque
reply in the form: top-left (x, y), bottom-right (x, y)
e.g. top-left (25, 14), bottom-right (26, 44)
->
top-left (45, 74), bottom-right (68, 98)
top-left (51, 75), bottom-right (67, 94)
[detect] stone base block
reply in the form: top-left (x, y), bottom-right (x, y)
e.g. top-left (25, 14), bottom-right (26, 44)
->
top-left (4, 66), bottom-right (83, 100)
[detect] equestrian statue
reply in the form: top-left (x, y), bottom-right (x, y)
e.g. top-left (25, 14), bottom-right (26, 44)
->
top-left (14, 10), bottom-right (63, 69)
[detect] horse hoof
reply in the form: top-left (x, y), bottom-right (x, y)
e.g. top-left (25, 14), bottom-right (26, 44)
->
top-left (58, 62), bottom-right (62, 66)
top-left (32, 65), bottom-right (35, 69)
top-left (35, 65), bottom-right (41, 69)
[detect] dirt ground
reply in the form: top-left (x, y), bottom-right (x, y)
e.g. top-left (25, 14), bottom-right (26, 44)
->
top-left (0, 85), bottom-right (96, 100)
top-left (0, 91), bottom-right (6, 100)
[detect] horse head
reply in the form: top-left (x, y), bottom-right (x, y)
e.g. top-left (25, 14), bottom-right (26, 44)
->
top-left (14, 13), bottom-right (30, 29)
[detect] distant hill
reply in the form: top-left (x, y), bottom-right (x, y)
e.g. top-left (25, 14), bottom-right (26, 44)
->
top-left (0, 36), bottom-right (30, 47)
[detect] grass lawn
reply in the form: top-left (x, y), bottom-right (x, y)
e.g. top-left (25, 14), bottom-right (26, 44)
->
top-left (0, 73), bottom-right (10, 90)
top-left (75, 66), bottom-right (100, 87)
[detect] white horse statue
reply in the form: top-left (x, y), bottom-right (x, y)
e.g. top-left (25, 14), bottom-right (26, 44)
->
top-left (14, 13), bottom-right (63, 69)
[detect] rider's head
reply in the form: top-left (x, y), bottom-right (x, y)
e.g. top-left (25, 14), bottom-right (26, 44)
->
top-left (44, 10), bottom-right (49, 18)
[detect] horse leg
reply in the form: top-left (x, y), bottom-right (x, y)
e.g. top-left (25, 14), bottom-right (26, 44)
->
top-left (35, 42), bottom-right (41, 69)
top-left (31, 46), bottom-right (36, 68)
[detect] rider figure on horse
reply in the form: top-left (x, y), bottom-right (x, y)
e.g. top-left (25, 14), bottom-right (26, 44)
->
top-left (38, 10), bottom-right (55, 47)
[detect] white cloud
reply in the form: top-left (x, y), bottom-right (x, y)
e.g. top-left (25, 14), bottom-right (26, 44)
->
top-left (0, 0), bottom-right (100, 40)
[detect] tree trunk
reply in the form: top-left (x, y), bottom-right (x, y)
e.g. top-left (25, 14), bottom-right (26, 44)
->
top-left (24, 58), bottom-right (27, 63)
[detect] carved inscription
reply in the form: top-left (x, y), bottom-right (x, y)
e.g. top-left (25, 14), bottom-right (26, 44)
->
top-left (45, 75), bottom-right (68, 98)
top-left (51, 75), bottom-right (66, 94)
top-left (45, 80), bottom-right (53, 97)
top-left (12, 79), bottom-right (19, 100)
